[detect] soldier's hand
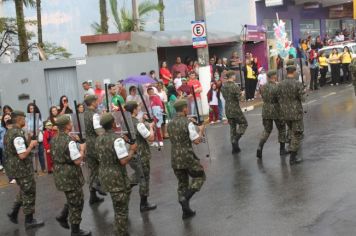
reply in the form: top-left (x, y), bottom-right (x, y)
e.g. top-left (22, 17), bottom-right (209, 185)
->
top-left (30, 140), bottom-right (38, 148)
top-left (149, 122), bottom-right (155, 129)
top-left (79, 143), bottom-right (86, 152)
top-left (129, 143), bottom-right (138, 152)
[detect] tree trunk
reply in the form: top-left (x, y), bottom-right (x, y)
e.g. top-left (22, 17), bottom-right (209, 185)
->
top-left (36, 0), bottom-right (44, 60)
top-left (15, 0), bottom-right (29, 61)
top-left (99, 0), bottom-right (108, 34)
top-left (132, 0), bottom-right (140, 32)
top-left (159, 0), bottom-right (164, 31)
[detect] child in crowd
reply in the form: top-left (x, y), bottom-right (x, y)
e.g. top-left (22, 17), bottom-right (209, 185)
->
top-left (207, 82), bottom-right (220, 124)
top-left (147, 87), bottom-right (164, 147)
top-left (173, 72), bottom-right (183, 90)
top-left (43, 121), bottom-right (56, 173)
top-left (257, 67), bottom-right (267, 92)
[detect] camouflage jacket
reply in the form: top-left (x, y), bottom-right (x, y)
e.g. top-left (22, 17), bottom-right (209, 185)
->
top-left (278, 78), bottom-right (305, 121)
top-left (95, 130), bottom-right (130, 192)
top-left (84, 108), bottom-right (98, 157)
top-left (132, 117), bottom-right (151, 159)
top-left (221, 81), bottom-right (244, 118)
top-left (261, 82), bottom-right (281, 120)
top-left (349, 59), bottom-right (356, 95)
top-left (51, 131), bottom-right (84, 192)
top-left (4, 127), bottom-right (33, 178)
top-left (167, 115), bottom-right (200, 170)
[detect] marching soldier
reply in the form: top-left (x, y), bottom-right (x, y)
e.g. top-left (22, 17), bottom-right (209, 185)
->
top-left (349, 58), bottom-right (356, 96)
top-left (278, 64), bottom-right (305, 165)
top-left (256, 70), bottom-right (288, 159)
top-left (124, 101), bottom-right (157, 212)
top-left (221, 70), bottom-right (248, 153)
top-left (167, 99), bottom-right (206, 219)
top-left (5, 110), bottom-right (45, 229)
top-left (51, 115), bottom-right (91, 236)
top-left (83, 95), bottom-right (106, 204)
top-left (96, 113), bottom-right (137, 236)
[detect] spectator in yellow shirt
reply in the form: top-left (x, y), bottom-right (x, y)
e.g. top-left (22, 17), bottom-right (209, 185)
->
top-left (341, 46), bottom-right (352, 83)
top-left (328, 48), bottom-right (341, 86)
top-left (318, 52), bottom-right (328, 87)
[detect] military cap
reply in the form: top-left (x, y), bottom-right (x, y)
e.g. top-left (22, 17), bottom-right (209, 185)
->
top-left (56, 115), bottom-right (71, 127)
top-left (84, 95), bottom-right (98, 105)
top-left (267, 70), bottom-right (277, 78)
top-left (11, 110), bottom-right (26, 118)
top-left (226, 70), bottom-right (236, 79)
top-left (124, 101), bottom-right (138, 113)
top-left (100, 113), bottom-right (114, 126)
top-left (45, 121), bottom-right (53, 127)
top-left (286, 59), bottom-right (295, 66)
top-left (286, 65), bottom-right (297, 71)
top-left (173, 99), bottom-right (188, 111)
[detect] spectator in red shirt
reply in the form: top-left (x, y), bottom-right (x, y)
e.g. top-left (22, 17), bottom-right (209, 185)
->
top-left (94, 81), bottom-right (105, 104)
top-left (187, 71), bottom-right (203, 116)
top-left (159, 61), bottom-right (172, 86)
top-left (171, 57), bottom-right (189, 78)
top-left (147, 87), bottom-right (164, 147)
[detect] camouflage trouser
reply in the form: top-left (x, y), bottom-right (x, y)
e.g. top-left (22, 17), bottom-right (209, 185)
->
top-left (64, 188), bottom-right (84, 225)
top-left (285, 120), bottom-right (304, 152)
top-left (260, 119), bottom-right (287, 144)
top-left (129, 155), bottom-right (150, 196)
top-left (87, 154), bottom-right (100, 191)
top-left (173, 161), bottom-right (206, 201)
top-left (228, 115), bottom-right (248, 143)
top-left (353, 80), bottom-right (356, 96)
top-left (15, 175), bottom-right (36, 215)
top-left (110, 190), bottom-right (130, 236)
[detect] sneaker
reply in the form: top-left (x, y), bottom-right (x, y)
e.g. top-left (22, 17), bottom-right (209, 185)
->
top-left (209, 121), bottom-right (215, 124)
top-left (330, 84), bottom-right (334, 86)
top-left (336, 83), bottom-right (339, 86)
top-left (150, 142), bottom-right (159, 147)
top-left (0, 165), bottom-right (3, 171)
top-left (247, 99), bottom-right (251, 101)
top-left (216, 120), bottom-right (221, 123)
top-left (159, 142), bottom-right (164, 147)
top-left (10, 179), bottom-right (16, 184)
top-left (252, 98), bottom-right (255, 101)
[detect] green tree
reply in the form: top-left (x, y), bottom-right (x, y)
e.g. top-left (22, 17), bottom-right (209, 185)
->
top-left (109, 0), bottom-right (164, 32)
top-left (43, 42), bottom-right (72, 59)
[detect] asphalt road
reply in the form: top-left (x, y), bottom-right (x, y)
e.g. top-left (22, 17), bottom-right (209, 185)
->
top-left (1, 84), bottom-right (356, 236)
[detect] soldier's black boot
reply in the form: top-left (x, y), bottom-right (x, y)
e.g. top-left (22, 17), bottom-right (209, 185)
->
top-left (89, 190), bottom-right (104, 205)
top-left (256, 140), bottom-right (264, 159)
top-left (56, 204), bottom-right (70, 229)
top-left (184, 189), bottom-right (196, 201)
top-left (289, 152), bottom-right (302, 165)
top-left (7, 202), bottom-right (21, 224)
top-left (24, 214), bottom-right (44, 230)
top-left (140, 196), bottom-right (157, 212)
top-left (232, 134), bottom-right (242, 154)
top-left (71, 224), bottom-right (91, 236)
top-left (280, 143), bottom-right (288, 156)
top-left (179, 198), bottom-right (196, 220)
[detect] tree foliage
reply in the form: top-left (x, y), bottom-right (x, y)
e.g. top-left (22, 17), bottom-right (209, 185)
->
top-left (43, 42), bottom-right (72, 59)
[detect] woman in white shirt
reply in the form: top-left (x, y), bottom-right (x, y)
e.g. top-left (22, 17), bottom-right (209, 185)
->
top-left (156, 82), bottom-right (169, 138)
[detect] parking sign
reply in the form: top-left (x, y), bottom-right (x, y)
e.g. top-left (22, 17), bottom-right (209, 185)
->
top-left (191, 20), bottom-right (207, 48)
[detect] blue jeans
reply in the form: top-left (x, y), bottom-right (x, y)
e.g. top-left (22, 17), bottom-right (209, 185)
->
top-left (36, 142), bottom-right (46, 171)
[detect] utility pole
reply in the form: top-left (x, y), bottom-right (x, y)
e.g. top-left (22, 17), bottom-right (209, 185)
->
top-left (132, 0), bottom-right (140, 32)
top-left (194, 0), bottom-right (209, 66)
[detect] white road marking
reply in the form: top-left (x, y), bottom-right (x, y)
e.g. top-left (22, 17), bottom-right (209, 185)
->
top-left (322, 92), bottom-right (336, 98)
top-left (305, 99), bottom-right (317, 105)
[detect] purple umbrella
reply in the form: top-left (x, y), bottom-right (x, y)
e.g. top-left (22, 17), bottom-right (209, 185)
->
top-left (122, 75), bottom-right (157, 85)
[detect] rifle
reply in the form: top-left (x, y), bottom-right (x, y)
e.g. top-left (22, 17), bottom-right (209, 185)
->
top-left (73, 100), bottom-right (84, 143)
top-left (116, 98), bottom-right (135, 145)
top-left (137, 86), bottom-right (153, 123)
top-left (104, 83), bottom-right (110, 113)
top-left (191, 86), bottom-right (210, 158)
top-left (31, 100), bottom-right (37, 140)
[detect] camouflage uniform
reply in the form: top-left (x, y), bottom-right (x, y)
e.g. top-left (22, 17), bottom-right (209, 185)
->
top-left (349, 58), bottom-right (356, 96)
top-left (84, 108), bottom-right (100, 190)
top-left (51, 131), bottom-right (85, 225)
top-left (129, 117), bottom-right (151, 197)
top-left (96, 130), bottom-right (131, 236)
top-left (167, 115), bottom-right (206, 201)
top-left (221, 81), bottom-right (248, 149)
top-left (260, 82), bottom-right (286, 144)
top-left (278, 78), bottom-right (305, 153)
top-left (4, 127), bottom-right (35, 216)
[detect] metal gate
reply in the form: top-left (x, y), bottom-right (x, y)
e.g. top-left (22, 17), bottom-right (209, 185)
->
top-left (45, 67), bottom-right (79, 107)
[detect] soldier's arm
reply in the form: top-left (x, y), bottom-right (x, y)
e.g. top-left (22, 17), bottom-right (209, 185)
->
top-left (16, 137), bottom-right (38, 160)
top-left (137, 122), bottom-right (155, 142)
top-left (188, 122), bottom-right (204, 145)
top-left (93, 113), bottom-right (105, 136)
top-left (68, 141), bottom-right (83, 166)
top-left (114, 138), bottom-right (137, 165)
top-left (298, 83), bottom-right (306, 102)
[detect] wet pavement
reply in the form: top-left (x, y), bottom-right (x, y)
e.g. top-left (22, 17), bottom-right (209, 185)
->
top-left (1, 84), bottom-right (356, 236)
